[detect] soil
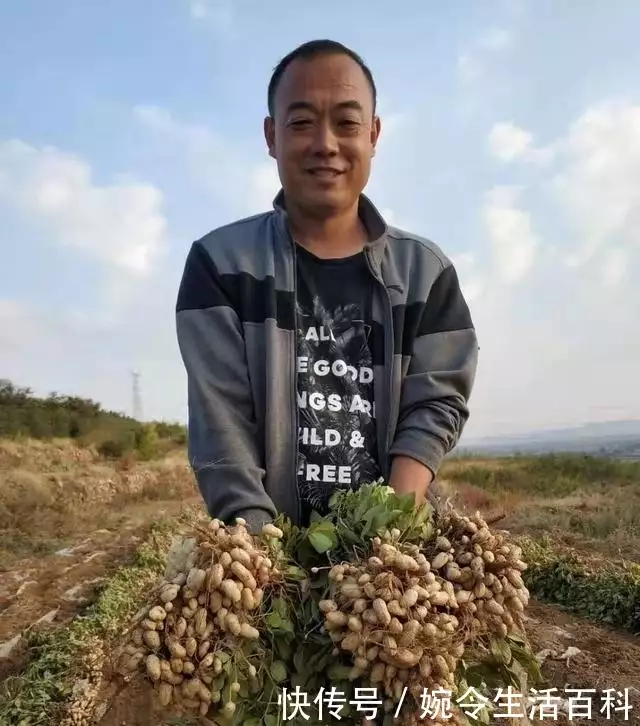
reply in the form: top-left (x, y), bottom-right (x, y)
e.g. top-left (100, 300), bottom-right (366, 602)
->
top-left (523, 602), bottom-right (639, 724)
top-left (0, 498), bottom-right (199, 681)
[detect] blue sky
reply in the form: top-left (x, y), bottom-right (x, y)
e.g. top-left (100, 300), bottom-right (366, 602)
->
top-left (1, 0), bottom-right (639, 438)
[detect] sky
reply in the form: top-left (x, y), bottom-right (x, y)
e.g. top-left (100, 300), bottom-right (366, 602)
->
top-left (1, 0), bottom-right (639, 440)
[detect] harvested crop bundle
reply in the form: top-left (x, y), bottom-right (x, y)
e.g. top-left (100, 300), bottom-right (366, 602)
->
top-left (313, 507), bottom-right (533, 721)
top-left (283, 485), bottom-right (539, 725)
top-left (114, 485), bottom-right (540, 726)
top-left (114, 517), bottom-right (290, 721)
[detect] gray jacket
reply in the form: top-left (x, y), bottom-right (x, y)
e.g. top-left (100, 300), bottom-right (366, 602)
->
top-left (175, 191), bottom-right (478, 532)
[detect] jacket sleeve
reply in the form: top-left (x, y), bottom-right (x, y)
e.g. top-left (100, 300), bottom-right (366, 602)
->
top-left (175, 240), bottom-right (277, 533)
top-left (388, 260), bottom-right (479, 477)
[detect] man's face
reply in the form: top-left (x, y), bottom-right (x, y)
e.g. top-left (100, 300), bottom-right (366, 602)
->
top-left (264, 53), bottom-right (381, 217)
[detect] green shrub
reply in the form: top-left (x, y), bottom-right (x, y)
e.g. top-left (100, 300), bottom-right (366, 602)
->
top-left (97, 430), bottom-right (136, 459)
top-left (443, 453), bottom-right (640, 498)
top-left (0, 378), bottom-right (187, 457)
top-left (134, 422), bottom-right (160, 460)
top-left (97, 439), bottom-right (126, 459)
top-left (519, 536), bottom-right (640, 634)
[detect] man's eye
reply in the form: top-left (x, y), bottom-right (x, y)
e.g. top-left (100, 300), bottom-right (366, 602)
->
top-left (289, 119), bottom-right (312, 128)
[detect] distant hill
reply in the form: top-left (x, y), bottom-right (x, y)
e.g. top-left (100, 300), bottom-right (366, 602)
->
top-left (457, 420), bottom-right (640, 460)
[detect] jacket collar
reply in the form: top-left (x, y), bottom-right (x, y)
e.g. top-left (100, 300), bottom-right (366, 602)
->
top-left (271, 188), bottom-right (389, 275)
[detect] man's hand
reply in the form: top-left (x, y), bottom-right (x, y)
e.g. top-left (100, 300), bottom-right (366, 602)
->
top-left (388, 455), bottom-right (434, 505)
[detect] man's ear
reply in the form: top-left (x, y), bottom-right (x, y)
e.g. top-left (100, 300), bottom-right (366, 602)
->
top-left (264, 116), bottom-right (276, 159)
top-left (370, 115), bottom-right (381, 157)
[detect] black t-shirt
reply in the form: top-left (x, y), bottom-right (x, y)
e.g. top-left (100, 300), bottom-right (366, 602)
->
top-left (294, 244), bottom-right (382, 523)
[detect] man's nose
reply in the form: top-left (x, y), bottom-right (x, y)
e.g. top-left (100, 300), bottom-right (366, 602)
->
top-left (309, 121), bottom-right (339, 156)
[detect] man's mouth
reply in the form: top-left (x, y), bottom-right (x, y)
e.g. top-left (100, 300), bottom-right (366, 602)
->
top-left (306, 167), bottom-right (345, 178)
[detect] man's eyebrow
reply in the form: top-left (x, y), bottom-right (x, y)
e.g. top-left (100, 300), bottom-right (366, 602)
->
top-left (285, 100), bottom-right (365, 114)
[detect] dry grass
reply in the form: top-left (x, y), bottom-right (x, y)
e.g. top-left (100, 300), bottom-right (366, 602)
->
top-left (0, 439), bottom-right (197, 567)
top-left (442, 452), bottom-right (640, 495)
top-left (439, 453), bottom-right (640, 561)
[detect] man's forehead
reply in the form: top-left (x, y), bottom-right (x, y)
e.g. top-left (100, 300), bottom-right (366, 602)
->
top-left (275, 54), bottom-right (373, 108)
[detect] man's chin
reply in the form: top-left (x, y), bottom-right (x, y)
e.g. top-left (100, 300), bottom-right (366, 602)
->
top-left (295, 189), bottom-right (355, 217)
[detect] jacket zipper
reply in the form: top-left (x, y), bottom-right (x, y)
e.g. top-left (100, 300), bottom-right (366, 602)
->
top-left (365, 248), bottom-right (394, 480)
top-left (289, 235), bottom-right (302, 525)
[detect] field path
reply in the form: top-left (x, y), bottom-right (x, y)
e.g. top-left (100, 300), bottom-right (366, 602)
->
top-left (0, 497), bottom-right (199, 680)
top-left (523, 602), bottom-right (640, 724)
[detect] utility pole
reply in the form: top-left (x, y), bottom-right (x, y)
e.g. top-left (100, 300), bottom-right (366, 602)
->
top-left (131, 370), bottom-right (143, 421)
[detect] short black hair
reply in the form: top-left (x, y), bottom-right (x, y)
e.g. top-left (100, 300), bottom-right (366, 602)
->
top-left (267, 39), bottom-right (377, 117)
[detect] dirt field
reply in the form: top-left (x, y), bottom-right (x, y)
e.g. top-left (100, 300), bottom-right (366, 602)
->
top-left (0, 442), bottom-right (638, 724)
top-left (0, 439), bottom-right (199, 682)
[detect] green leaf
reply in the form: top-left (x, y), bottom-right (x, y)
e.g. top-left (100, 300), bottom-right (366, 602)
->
top-left (455, 677), bottom-right (469, 697)
top-left (362, 503), bottom-right (385, 524)
top-left (262, 678), bottom-right (275, 704)
top-left (284, 565), bottom-right (308, 582)
top-left (489, 637), bottom-right (512, 665)
top-left (371, 510), bottom-right (392, 533)
top-left (293, 648), bottom-right (307, 674)
top-left (272, 597), bottom-right (289, 617)
top-left (462, 663), bottom-right (504, 690)
top-left (265, 612), bottom-right (283, 629)
top-left (510, 642), bottom-right (544, 684)
top-left (327, 663), bottom-right (352, 680)
top-left (264, 716), bottom-right (279, 726)
top-left (354, 496), bottom-right (372, 521)
top-left (211, 676), bottom-right (225, 691)
top-left (397, 492), bottom-right (416, 511)
top-left (413, 504), bottom-right (431, 525)
top-left (275, 637), bottom-right (293, 660)
top-left (420, 519), bottom-right (434, 539)
top-left (244, 719), bottom-right (261, 726)
top-left (270, 660), bottom-right (288, 683)
top-left (313, 652), bottom-right (333, 673)
top-left (337, 527), bottom-right (360, 545)
top-left (291, 672), bottom-right (306, 689)
top-left (308, 528), bottom-right (337, 553)
top-left (310, 575), bottom-right (329, 590)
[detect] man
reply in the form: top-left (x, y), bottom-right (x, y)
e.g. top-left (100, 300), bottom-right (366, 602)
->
top-left (175, 39), bottom-right (478, 533)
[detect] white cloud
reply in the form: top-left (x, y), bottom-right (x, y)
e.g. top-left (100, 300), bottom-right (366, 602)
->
top-left (450, 253), bottom-right (485, 304)
top-left (457, 53), bottom-right (483, 84)
top-left (133, 105), bottom-right (280, 219)
top-left (551, 99), bottom-right (640, 266)
top-left (189, 0), bottom-right (208, 18)
top-left (247, 163), bottom-right (281, 213)
top-left (488, 122), bottom-right (532, 161)
top-left (188, 0), bottom-right (233, 31)
top-left (457, 26), bottom-right (514, 85)
top-left (0, 140), bottom-right (167, 275)
top-left (483, 186), bottom-right (539, 283)
top-left (463, 98), bottom-right (640, 436)
top-left (488, 121), bottom-right (556, 164)
top-left (602, 247), bottom-right (628, 287)
top-left (479, 28), bottom-right (513, 51)
top-left (379, 208), bottom-right (414, 230)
